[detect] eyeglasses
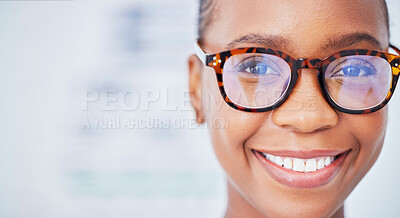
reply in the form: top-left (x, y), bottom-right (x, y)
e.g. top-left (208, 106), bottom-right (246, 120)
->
top-left (194, 41), bottom-right (400, 114)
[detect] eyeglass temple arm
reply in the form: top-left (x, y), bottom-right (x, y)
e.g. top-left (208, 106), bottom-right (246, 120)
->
top-left (194, 41), bottom-right (207, 65)
top-left (390, 44), bottom-right (400, 55)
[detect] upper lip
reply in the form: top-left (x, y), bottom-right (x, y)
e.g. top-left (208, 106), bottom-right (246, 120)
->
top-left (252, 149), bottom-right (351, 159)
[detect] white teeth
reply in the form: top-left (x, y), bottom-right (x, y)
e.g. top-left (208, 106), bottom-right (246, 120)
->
top-left (293, 159), bottom-right (305, 172)
top-left (261, 152), bottom-right (337, 173)
top-left (325, 157), bottom-right (331, 166)
top-left (283, 158), bottom-right (292, 169)
top-left (305, 159), bottom-right (317, 172)
top-left (269, 155), bottom-right (276, 163)
top-left (317, 159), bottom-right (325, 170)
top-left (275, 156), bottom-right (283, 166)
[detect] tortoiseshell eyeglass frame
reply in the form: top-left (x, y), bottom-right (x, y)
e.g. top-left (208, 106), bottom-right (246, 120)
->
top-left (194, 41), bottom-right (400, 114)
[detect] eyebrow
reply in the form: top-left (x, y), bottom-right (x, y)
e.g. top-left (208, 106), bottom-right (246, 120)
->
top-left (323, 32), bottom-right (383, 50)
top-left (225, 32), bottom-right (383, 51)
top-left (225, 33), bottom-right (289, 50)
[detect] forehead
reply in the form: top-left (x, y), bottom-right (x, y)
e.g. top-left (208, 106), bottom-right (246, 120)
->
top-left (204, 0), bottom-right (388, 56)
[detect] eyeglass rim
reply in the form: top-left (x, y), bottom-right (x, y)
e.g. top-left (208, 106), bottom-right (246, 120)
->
top-left (194, 41), bottom-right (400, 114)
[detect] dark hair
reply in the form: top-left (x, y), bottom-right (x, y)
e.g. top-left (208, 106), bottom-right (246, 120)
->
top-left (198, 0), bottom-right (389, 41)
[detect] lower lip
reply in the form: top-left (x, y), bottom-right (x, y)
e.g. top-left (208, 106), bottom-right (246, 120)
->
top-left (253, 150), bottom-right (349, 189)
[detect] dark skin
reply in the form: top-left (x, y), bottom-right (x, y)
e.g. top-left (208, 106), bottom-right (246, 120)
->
top-left (189, 0), bottom-right (389, 217)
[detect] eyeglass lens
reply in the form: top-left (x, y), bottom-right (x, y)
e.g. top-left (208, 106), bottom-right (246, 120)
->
top-left (222, 53), bottom-right (392, 110)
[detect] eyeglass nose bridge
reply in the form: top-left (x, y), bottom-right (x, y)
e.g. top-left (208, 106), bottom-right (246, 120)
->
top-left (295, 58), bottom-right (322, 70)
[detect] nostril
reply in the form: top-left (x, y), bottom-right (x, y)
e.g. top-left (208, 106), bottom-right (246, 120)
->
top-left (271, 69), bottom-right (339, 133)
top-left (276, 115), bottom-right (337, 134)
top-left (272, 102), bottom-right (339, 133)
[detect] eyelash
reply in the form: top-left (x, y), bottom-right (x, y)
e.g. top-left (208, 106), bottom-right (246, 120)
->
top-left (329, 59), bottom-right (376, 77)
top-left (235, 56), bottom-right (279, 73)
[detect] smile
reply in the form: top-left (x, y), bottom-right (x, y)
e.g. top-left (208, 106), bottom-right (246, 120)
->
top-left (253, 149), bottom-right (351, 189)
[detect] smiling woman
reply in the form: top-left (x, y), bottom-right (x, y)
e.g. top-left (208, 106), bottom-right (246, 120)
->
top-left (188, 0), bottom-right (399, 217)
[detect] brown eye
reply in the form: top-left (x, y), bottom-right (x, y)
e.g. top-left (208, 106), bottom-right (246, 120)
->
top-left (249, 65), bottom-right (268, 74)
top-left (235, 56), bottom-right (280, 76)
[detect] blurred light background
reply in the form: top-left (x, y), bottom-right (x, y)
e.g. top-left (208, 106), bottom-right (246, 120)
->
top-left (0, 0), bottom-right (399, 217)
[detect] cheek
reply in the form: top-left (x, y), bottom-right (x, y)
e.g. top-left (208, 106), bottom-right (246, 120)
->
top-left (201, 67), bottom-right (266, 175)
top-left (344, 108), bottom-right (387, 185)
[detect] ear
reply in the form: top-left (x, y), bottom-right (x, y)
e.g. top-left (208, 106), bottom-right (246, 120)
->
top-left (188, 54), bottom-right (205, 124)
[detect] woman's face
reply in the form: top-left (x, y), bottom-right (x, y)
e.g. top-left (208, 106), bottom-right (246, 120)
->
top-left (189, 0), bottom-right (389, 217)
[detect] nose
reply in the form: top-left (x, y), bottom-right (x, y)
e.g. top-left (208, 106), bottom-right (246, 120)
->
top-left (271, 69), bottom-right (339, 133)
